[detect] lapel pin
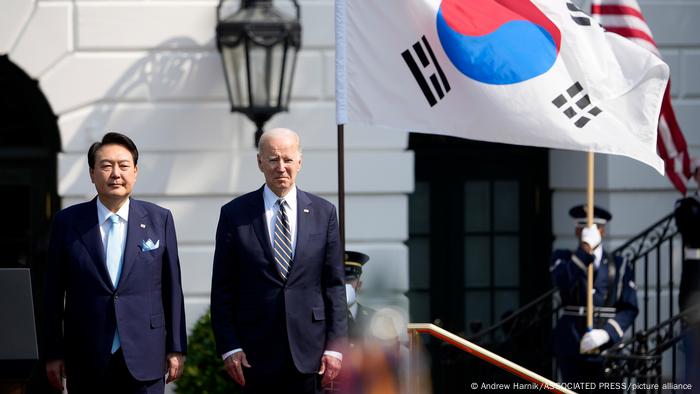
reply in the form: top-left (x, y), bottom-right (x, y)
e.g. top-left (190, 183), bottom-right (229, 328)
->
top-left (303, 209), bottom-right (310, 213)
top-left (140, 224), bottom-right (146, 228)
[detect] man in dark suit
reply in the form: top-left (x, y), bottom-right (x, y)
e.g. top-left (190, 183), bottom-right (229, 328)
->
top-left (551, 205), bottom-right (638, 388)
top-left (210, 128), bottom-right (347, 393)
top-left (44, 132), bottom-right (187, 394)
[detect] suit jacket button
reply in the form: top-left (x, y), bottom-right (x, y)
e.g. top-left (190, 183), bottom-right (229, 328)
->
top-left (114, 295), bottom-right (119, 300)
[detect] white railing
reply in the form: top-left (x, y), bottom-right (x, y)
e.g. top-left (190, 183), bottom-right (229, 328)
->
top-left (407, 323), bottom-right (576, 394)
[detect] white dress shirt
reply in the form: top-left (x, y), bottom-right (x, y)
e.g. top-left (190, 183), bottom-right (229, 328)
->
top-left (593, 246), bottom-right (603, 270)
top-left (349, 303), bottom-right (358, 320)
top-left (263, 184), bottom-right (298, 256)
top-left (96, 198), bottom-right (129, 265)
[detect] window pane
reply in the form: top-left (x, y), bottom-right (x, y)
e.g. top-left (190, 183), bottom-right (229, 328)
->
top-left (494, 290), bottom-right (519, 323)
top-left (409, 181), bottom-right (430, 234)
top-left (408, 237), bottom-right (430, 288)
top-left (493, 291), bottom-right (520, 341)
top-left (464, 236), bottom-right (490, 287)
top-left (494, 181), bottom-right (519, 232)
top-left (464, 181), bottom-right (490, 232)
top-left (249, 46), bottom-right (271, 107)
top-left (494, 236), bottom-right (519, 287)
top-left (408, 291), bottom-right (431, 324)
top-left (464, 290), bottom-right (491, 332)
top-left (221, 45), bottom-right (248, 106)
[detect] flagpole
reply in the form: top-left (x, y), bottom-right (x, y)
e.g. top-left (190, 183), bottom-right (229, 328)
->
top-left (586, 150), bottom-right (595, 332)
top-left (338, 124), bottom-right (346, 253)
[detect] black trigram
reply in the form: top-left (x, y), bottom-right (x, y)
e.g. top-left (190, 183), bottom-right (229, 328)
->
top-left (401, 36), bottom-right (451, 107)
top-left (567, 1), bottom-right (592, 26)
top-left (552, 82), bottom-right (602, 128)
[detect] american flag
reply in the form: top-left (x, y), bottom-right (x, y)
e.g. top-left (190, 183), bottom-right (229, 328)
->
top-left (592, 0), bottom-right (691, 194)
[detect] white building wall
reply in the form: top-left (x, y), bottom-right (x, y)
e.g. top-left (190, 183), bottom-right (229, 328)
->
top-left (4, 0), bottom-right (699, 374)
top-left (551, 0), bottom-right (700, 329)
top-left (1, 0), bottom-right (412, 334)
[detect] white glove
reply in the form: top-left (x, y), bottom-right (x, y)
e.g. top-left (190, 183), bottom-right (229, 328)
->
top-left (581, 224), bottom-right (602, 250)
top-left (345, 283), bottom-right (356, 307)
top-left (580, 329), bottom-right (610, 353)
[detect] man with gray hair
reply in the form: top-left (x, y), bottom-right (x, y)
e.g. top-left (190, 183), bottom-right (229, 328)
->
top-left (211, 128), bottom-right (347, 393)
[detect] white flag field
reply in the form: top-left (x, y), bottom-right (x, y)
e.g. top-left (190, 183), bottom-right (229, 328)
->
top-left (335, 0), bottom-right (669, 173)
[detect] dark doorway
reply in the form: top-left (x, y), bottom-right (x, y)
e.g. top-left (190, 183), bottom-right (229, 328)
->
top-left (0, 55), bottom-right (60, 393)
top-left (407, 133), bottom-right (552, 391)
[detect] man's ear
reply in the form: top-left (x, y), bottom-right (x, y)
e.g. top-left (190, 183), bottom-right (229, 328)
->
top-left (599, 226), bottom-right (606, 238)
top-left (257, 154), bottom-right (263, 171)
top-left (89, 167), bottom-right (95, 184)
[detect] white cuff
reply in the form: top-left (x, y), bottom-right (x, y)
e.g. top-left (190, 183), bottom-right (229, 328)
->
top-left (324, 350), bottom-right (343, 362)
top-left (222, 348), bottom-right (242, 361)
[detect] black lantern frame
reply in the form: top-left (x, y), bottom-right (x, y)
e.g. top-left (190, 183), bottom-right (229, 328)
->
top-left (216, 0), bottom-right (301, 146)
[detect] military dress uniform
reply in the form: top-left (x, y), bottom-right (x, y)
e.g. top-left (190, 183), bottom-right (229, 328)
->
top-left (674, 192), bottom-right (700, 314)
top-left (348, 303), bottom-right (375, 344)
top-left (326, 251), bottom-right (375, 393)
top-left (551, 206), bottom-right (639, 384)
top-left (674, 191), bottom-right (700, 387)
top-left (343, 251), bottom-right (375, 346)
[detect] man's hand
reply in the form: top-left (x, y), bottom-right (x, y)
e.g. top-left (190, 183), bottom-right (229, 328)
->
top-left (580, 329), bottom-right (610, 353)
top-left (318, 354), bottom-right (342, 387)
top-left (224, 351), bottom-right (251, 386)
top-left (46, 359), bottom-right (65, 392)
top-left (166, 352), bottom-right (185, 383)
top-left (580, 224), bottom-right (602, 254)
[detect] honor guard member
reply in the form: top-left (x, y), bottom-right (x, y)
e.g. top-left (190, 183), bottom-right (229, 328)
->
top-left (325, 252), bottom-right (374, 393)
top-left (673, 157), bottom-right (700, 387)
top-left (674, 158), bottom-right (700, 317)
top-left (551, 205), bottom-right (638, 385)
top-left (344, 251), bottom-right (375, 344)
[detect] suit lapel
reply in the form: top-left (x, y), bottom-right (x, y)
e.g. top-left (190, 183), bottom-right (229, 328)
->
top-left (250, 187), bottom-right (275, 264)
top-left (77, 198), bottom-right (113, 287)
top-left (118, 198), bottom-right (147, 288)
top-left (287, 189), bottom-right (312, 281)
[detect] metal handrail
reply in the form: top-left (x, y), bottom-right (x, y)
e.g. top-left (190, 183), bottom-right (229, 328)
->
top-left (461, 211), bottom-right (683, 386)
top-left (612, 213), bottom-right (676, 262)
top-left (407, 323), bottom-right (577, 394)
top-left (470, 213), bottom-right (678, 342)
top-left (469, 287), bottom-right (559, 340)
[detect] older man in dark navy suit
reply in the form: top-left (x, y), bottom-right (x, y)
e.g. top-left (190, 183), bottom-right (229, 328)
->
top-left (44, 132), bottom-right (187, 394)
top-left (211, 128), bottom-right (347, 394)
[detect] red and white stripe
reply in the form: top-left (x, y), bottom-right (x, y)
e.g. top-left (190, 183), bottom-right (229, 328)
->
top-left (592, 0), bottom-right (691, 194)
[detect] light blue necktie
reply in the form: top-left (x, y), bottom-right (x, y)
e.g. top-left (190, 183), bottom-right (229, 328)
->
top-left (105, 214), bottom-right (122, 353)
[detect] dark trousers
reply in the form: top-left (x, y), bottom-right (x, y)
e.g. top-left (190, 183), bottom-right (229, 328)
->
top-left (558, 356), bottom-right (623, 394)
top-left (66, 350), bottom-right (164, 394)
top-left (242, 346), bottom-right (321, 394)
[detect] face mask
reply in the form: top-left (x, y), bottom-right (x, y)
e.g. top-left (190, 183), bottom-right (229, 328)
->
top-left (346, 284), bottom-right (356, 307)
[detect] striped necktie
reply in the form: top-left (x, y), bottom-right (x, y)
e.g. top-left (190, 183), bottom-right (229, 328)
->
top-left (273, 199), bottom-right (293, 280)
